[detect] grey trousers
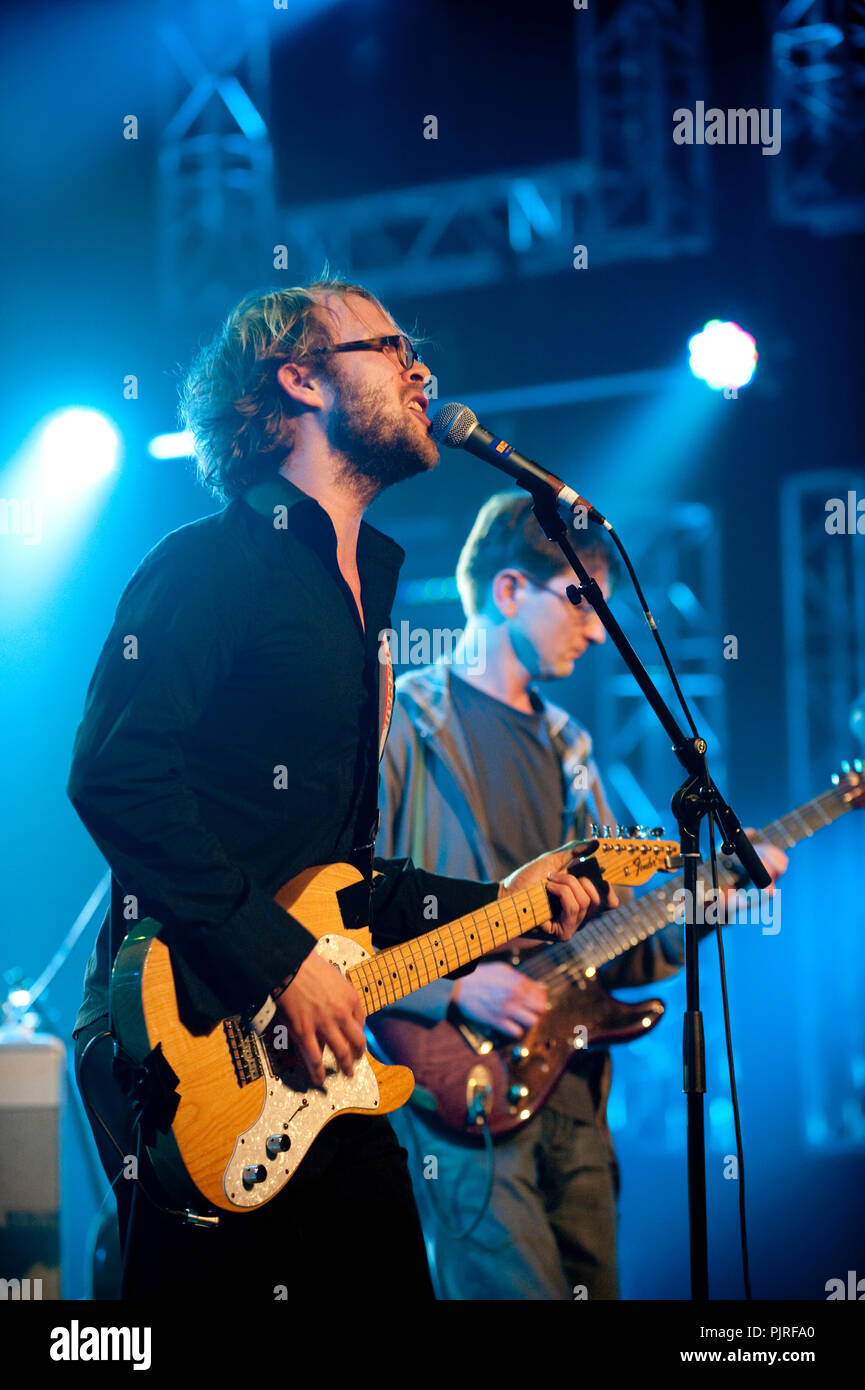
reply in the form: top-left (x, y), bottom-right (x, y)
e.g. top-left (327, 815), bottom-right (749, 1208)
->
top-left (388, 1100), bottom-right (620, 1301)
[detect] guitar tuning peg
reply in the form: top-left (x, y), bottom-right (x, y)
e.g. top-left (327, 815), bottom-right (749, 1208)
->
top-left (831, 773), bottom-right (839, 786)
top-left (854, 759), bottom-right (863, 773)
top-left (601, 824), bottom-right (613, 838)
top-left (625, 824), bottom-right (640, 838)
top-left (589, 822), bottom-right (600, 838)
top-left (841, 760), bottom-right (850, 773)
top-left (651, 826), bottom-right (665, 837)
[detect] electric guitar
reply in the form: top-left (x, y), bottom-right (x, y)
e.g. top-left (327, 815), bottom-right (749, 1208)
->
top-left (110, 836), bottom-right (679, 1211)
top-left (369, 764), bottom-right (865, 1139)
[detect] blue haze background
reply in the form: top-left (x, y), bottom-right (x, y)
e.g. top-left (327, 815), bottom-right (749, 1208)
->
top-left (0, 0), bottom-right (862, 1299)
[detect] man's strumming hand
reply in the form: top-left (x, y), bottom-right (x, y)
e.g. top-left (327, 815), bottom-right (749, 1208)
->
top-left (273, 950), bottom-right (366, 1086)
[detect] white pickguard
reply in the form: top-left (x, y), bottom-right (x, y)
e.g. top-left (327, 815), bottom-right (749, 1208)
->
top-left (221, 933), bottom-right (380, 1209)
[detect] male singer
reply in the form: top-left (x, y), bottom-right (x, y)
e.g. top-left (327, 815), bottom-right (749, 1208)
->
top-left (68, 280), bottom-right (603, 1300)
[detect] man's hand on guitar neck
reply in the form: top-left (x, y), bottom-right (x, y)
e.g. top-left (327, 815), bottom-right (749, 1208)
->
top-left (498, 841), bottom-right (619, 942)
top-left (273, 951), bottom-right (367, 1087)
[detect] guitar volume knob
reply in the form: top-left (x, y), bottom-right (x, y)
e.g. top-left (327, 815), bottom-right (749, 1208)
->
top-left (266, 1134), bottom-right (291, 1158)
top-left (242, 1164), bottom-right (267, 1188)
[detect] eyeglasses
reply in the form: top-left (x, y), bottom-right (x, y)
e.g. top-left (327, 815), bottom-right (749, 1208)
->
top-left (308, 333), bottom-right (423, 370)
top-left (522, 572), bottom-right (591, 614)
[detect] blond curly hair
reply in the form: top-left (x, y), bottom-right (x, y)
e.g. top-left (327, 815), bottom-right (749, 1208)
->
top-left (179, 278), bottom-right (388, 500)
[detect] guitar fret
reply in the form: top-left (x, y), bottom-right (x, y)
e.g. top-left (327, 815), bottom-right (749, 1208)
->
top-left (454, 911), bottom-right (472, 969)
top-left (766, 825), bottom-right (795, 850)
top-left (389, 946), bottom-right (413, 1000)
top-left (403, 934), bottom-right (432, 989)
top-left (431, 926), bottom-right (458, 976)
top-left (355, 958), bottom-right (387, 1011)
top-left (353, 882), bottom-right (552, 1011)
top-left (791, 809), bottom-right (813, 838)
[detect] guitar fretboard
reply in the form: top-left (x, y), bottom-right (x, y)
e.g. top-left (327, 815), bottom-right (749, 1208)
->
top-left (347, 881), bottom-right (552, 1014)
top-left (526, 784), bottom-right (854, 986)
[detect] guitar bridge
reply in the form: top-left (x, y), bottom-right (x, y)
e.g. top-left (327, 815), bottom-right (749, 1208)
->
top-left (224, 1017), bottom-right (264, 1086)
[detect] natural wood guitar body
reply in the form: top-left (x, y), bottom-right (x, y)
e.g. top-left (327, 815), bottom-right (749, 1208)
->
top-left (110, 838), bottom-right (679, 1211)
top-left (112, 862), bottom-right (415, 1213)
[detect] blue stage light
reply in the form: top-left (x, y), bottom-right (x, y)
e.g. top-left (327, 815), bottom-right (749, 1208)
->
top-left (148, 429), bottom-right (194, 460)
top-left (40, 409), bottom-right (119, 492)
top-left (688, 320), bottom-right (758, 391)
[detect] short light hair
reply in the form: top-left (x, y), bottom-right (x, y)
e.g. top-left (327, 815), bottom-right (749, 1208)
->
top-left (456, 491), bottom-right (619, 617)
top-left (179, 277), bottom-right (389, 501)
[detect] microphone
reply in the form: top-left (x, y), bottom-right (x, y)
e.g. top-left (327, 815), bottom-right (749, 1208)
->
top-left (431, 402), bottom-right (607, 526)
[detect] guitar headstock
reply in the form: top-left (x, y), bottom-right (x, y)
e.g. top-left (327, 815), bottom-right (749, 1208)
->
top-left (576, 834), bottom-right (681, 887)
top-left (832, 759), bottom-right (865, 809)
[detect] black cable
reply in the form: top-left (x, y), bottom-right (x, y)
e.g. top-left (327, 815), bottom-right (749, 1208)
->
top-left (77, 1031), bottom-right (216, 1228)
top-left (605, 522), bottom-right (700, 738)
top-left (400, 1102), bottom-right (501, 1244)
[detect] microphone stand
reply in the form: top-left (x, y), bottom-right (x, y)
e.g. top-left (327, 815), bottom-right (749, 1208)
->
top-left (527, 487), bottom-right (770, 1302)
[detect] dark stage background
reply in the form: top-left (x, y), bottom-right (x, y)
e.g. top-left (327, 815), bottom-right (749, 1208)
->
top-left (1, 0), bottom-right (863, 1302)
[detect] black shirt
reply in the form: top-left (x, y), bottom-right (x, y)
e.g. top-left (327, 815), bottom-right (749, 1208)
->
top-left (69, 474), bottom-right (497, 1033)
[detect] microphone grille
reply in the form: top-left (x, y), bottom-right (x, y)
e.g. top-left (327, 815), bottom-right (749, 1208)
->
top-left (431, 401), bottom-right (478, 448)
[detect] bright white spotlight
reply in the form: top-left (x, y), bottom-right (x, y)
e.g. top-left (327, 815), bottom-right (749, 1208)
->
top-left (148, 429), bottom-right (195, 460)
top-left (40, 409), bottom-right (119, 493)
top-left (688, 320), bottom-right (758, 391)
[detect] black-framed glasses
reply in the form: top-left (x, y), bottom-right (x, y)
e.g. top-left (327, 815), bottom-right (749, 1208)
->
top-left (522, 572), bottom-right (588, 613)
top-left (308, 333), bottom-right (423, 370)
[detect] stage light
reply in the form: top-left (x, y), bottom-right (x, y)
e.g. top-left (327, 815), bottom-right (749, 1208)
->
top-left (688, 320), bottom-right (758, 391)
top-left (40, 409), bottom-right (119, 492)
top-left (148, 429), bottom-right (194, 460)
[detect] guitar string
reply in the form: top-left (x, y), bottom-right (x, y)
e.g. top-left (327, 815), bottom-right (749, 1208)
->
top-left (346, 882), bottom-right (551, 1007)
top-left (516, 786), bottom-right (851, 1001)
top-left (348, 785), bottom-right (853, 1010)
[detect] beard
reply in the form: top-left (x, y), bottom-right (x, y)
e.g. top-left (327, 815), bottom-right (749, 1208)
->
top-left (324, 365), bottom-right (438, 501)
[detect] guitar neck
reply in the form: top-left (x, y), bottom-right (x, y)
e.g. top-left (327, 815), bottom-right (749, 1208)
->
top-left (347, 881), bottom-right (552, 1015)
top-left (554, 785), bottom-right (854, 976)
